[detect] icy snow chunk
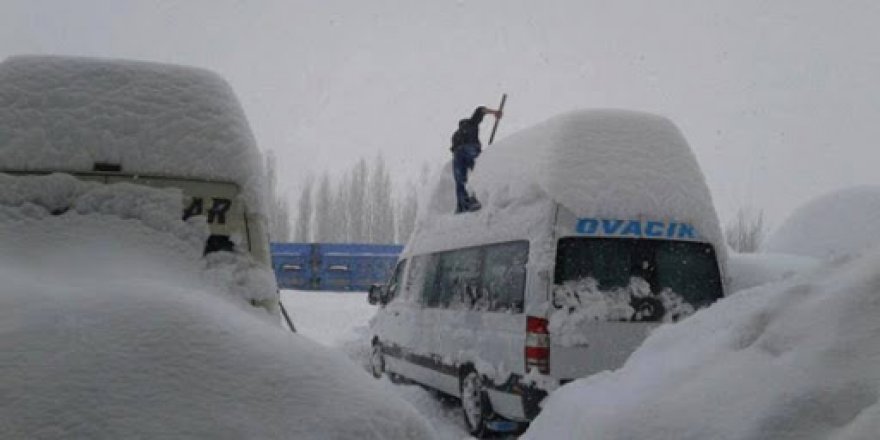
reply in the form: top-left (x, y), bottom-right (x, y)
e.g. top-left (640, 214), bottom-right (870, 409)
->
top-left (549, 277), bottom-right (695, 347)
top-left (0, 55), bottom-right (267, 215)
top-left (0, 173), bottom-right (277, 306)
top-left (764, 185), bottom-right (880, 261)
top-left (0, 172), bottom-right (207, 247)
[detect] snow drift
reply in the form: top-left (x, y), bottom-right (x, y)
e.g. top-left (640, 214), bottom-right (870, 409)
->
top-left (726, 251), bottom-right (819, 293)
top-left (524, 245), bottom-right (880, 439)
top-left (764, 185), bottom-right (880, 261)
top-left (0, 175), bottom-right (434, 439)
top-left (0, 55), bottom-right (267, 215)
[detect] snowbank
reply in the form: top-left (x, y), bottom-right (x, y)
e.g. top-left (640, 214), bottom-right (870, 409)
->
top-left (524, 247), bottom-right (880, 439)
top-left (764, 185), bottom-right (880, 260)
top-left (0, 178), bottom-right (434, 439)
top-left (413, 109), bottom-right (724, 261)
top-left (0, 55), bottom-right (267, 215)
top-left (280, 290), bottom-right (472, 440)
top-left (726, 251), bottom-right (819, 293)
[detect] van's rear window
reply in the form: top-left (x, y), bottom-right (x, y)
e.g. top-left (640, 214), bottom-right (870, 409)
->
top-left (554, 237), bottom-right (723, 308)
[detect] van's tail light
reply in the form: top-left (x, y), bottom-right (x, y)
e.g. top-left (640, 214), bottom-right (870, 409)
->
top-left (525, 316), bottom-right (550, 374)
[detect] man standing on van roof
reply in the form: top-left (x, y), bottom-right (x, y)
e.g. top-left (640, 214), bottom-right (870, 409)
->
top-left (450, 106), bottom-right (502, 213)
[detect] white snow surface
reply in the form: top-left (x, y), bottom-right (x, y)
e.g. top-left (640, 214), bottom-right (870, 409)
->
top-left (763, 185), bottom-right (880, 261)
top-left (524, 247), bottom-right (880, 440)
top-left (0, 177), bottom-right (434, 439)
top-left (0, 55), bottom-right (267, 215)
top-left (282, 291), bottom-right (470, 440)
top-left (416, 109), bottom-right (724, 257)
top-left (726, 251), bottom-right (820, 293)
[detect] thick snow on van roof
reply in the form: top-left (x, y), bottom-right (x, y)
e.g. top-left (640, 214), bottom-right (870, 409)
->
top-left (415, 109), bottom-right (723, 256)
top-left (0, 55), bottom-right (266, 214)
top-left (763, 185), bottom-right (880, 260)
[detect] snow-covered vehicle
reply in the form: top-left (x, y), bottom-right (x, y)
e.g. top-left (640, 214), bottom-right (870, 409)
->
top-left (0, 55), bottom-right (276, 312)
top-left (0, 56), bottom-right (436, 439)
top-left (0, 178), bottom-right (434, 439)
top-left (368, 110), bottom-right (727, 436)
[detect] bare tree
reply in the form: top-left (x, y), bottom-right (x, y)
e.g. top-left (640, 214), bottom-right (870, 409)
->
top-left (291, 157), bottom-right (426, 245)
top-left (396, 161), bottom-right (431, 244)
top-left (369, 154), bottom-right (394, 243)
top-left (313, 173), bottom-right (333, 242)
top-left (396, 183), bottom-right (418, 244)
top-left (349, 158), bottom-right (368, 243)
top-left (725, 207), bottom-right (766, 253)
top-left (264, 150), bottom-right (291, 241)
top-left (293, 175), bottom-right (314, 242)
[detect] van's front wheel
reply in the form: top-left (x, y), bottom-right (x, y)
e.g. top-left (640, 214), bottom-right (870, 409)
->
top-left (460, 368), bottom-right (493, 438)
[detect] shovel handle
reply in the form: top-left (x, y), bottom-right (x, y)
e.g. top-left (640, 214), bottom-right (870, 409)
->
top-left (488, 93), bottom-right (507, 145)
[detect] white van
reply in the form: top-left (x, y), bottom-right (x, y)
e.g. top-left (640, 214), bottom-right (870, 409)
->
top-left (368, 109), bottom-right (727, 436)
top-left (0, 55), bottom-right (276, 313)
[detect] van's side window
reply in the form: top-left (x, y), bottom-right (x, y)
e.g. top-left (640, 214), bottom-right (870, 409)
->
top-left (434, 248), bottom-right (482, 309)
top-left (483, 241), bottom-right (528, 313)
top-left (415, 255), bottom-right (441, 306)
top-left (386, 259), bottom-right (407, 302)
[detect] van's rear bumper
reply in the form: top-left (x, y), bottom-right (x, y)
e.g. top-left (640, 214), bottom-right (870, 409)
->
top-left (486, 375), bottom-right (549, 421)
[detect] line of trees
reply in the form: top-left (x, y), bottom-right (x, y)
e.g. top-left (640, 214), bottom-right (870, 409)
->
top-left (292, 156), bottom-right (428, 245)
top-left (273, 149), bottom-right (769, 251)
top-left (724, 206), bottom-right (765, 253)
top-left (265, 150), bottom-right (292, 241)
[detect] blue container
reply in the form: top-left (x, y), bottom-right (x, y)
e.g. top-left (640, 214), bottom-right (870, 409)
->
top-left (271, 243), bottom-right (403, 291)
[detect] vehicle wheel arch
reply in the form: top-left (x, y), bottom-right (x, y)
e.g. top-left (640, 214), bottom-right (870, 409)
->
top-left (458, 363), bottom-right (495, 438)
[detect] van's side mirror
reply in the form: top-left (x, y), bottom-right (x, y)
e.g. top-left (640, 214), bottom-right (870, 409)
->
top-left (368, 284), bottom-right (384, 305)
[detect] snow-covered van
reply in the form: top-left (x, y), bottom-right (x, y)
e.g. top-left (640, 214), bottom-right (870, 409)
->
top-left (0, 56), bottom-right (277, 313)
top-left (368, 110), bottom-right (727, 436)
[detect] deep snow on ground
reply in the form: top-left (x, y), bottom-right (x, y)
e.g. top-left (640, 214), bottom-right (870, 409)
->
top-left (282, 291), bottom-right (473, 440)
top-left (763, 185), bottom-right (880, 261)
top-left (726, 251), bottom-right (819, 293)
top-left (524, 248), bottom-right (880, 440)
top-left (0, 181), bottom-right (434, 439)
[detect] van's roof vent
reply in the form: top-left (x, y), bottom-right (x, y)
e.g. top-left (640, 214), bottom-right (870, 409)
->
top-left (93, 162), bottom-right (121, 172)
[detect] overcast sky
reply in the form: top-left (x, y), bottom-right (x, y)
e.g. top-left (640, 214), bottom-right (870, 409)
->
top-left (3, 0), bottom-right (880, 230)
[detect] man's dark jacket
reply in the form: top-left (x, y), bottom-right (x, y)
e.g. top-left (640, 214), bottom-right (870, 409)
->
top-left (450, 107), bottom-right (487, 151)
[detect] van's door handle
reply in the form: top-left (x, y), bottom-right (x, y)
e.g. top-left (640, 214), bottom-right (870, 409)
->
top-left (392, 311), bottom-right (400, 317)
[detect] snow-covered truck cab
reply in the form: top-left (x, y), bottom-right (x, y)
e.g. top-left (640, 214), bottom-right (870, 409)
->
top-left (0, 55), bottom-right (276, 313)
top-left (369, 109), bottom-right (727, 436)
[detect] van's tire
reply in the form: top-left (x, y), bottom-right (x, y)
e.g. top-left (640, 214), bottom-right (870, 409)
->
top-left (369, 340), bottom-right (385, 379)
top-left (459, 367), bottom-right (494, 438)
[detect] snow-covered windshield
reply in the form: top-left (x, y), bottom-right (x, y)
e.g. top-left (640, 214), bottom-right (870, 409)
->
top-left (554, 237), bottom-right (723, 310)
top-left (6, 171), bottom-right (249, 255)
